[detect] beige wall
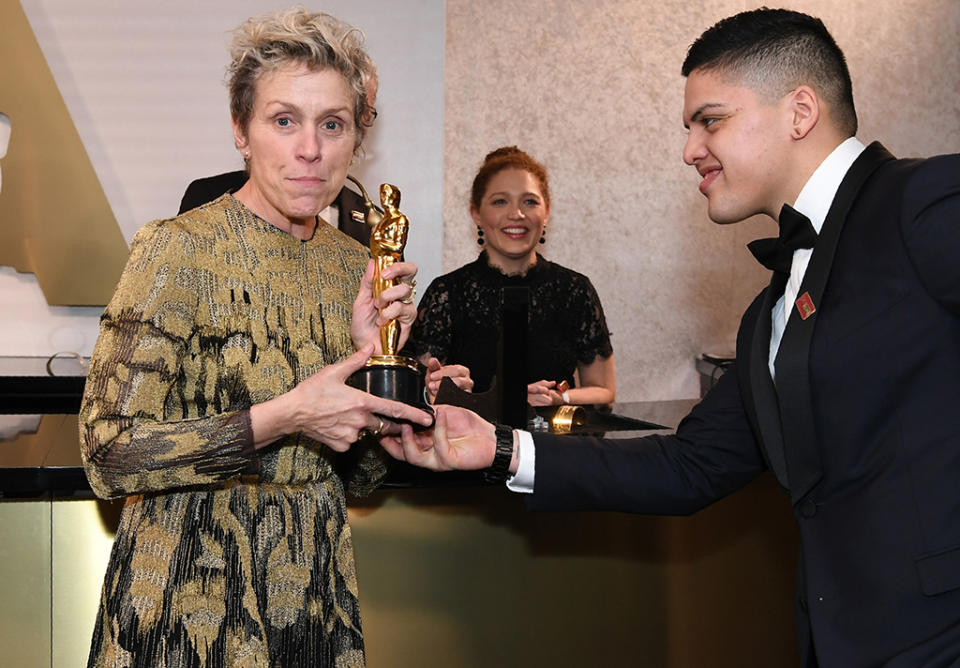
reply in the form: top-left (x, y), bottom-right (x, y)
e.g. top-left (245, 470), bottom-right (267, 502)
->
top-left (5, 1), bottom-right (958, 402)
top-left (444, 0), bottom-right (960, 401)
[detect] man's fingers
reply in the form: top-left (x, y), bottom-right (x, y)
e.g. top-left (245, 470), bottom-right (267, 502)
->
top-left (379, 435), bottom-right (406, 461)
top-left (398, 424), bottom-right (441, 469)
top-left (432, 407), bottom-right (449, 456)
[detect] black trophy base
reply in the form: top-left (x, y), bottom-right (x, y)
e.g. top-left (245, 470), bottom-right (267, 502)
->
top-left (347, 355), bottom-right (434, 430)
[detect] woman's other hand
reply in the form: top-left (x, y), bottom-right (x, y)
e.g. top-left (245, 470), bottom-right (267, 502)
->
top-left (527, 380), bottom-right (563, 406)
top-left (424, 357), bottom-right (473, 403)
top-left (351, 259), bottom-right (418, 353)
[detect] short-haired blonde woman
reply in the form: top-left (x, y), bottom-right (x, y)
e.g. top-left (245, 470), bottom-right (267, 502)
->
top-left (79, 8), bottom-right (431, 665)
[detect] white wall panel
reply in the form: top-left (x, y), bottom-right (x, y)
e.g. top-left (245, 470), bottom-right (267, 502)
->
top-left (3, 0), bottom-right (444, 356)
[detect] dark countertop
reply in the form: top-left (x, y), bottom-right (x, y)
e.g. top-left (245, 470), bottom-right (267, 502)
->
top-left (0, 355), bottom-right (87, 414)
top-left (0, 356), bottom-right (696, 497)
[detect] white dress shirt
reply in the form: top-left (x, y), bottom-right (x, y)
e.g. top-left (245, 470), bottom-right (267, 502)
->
top-left (320, 204), bottom-right (339, 228)
top-left (508, 137), bottom-right (867, 494)
top-left (768, 137), bottom-right (866, 378)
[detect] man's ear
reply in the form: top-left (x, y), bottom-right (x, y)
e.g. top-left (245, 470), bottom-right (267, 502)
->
top-left (787, 85), bottom-right (820, 140)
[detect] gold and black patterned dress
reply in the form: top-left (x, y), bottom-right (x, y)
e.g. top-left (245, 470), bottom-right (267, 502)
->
top-left (79, 195), bottom-right (388, 667)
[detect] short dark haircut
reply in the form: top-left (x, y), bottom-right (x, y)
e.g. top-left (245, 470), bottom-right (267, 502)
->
top-left (682, 7), bottom-right (857, 136)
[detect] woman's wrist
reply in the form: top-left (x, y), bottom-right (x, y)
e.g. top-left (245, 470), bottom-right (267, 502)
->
top-left (249, 391), bottom-right (297, 449)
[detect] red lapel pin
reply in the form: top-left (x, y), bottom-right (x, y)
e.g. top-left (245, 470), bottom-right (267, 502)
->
top-left (795, 292), bottom-right (816, 320)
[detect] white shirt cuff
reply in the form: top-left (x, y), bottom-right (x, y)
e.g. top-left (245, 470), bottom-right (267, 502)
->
top-left (505, 430), bottom-right (535, 494)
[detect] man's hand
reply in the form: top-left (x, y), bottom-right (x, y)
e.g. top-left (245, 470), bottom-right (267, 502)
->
top-left (380, 405), bottom-right (498, 472)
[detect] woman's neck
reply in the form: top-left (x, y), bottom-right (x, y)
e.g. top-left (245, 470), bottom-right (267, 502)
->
top-left (233, 183), bottom-right (318, 240)
top-left (484, 251), bottom-right (538, 276)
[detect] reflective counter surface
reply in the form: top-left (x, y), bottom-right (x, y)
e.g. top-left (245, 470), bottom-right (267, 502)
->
top-left (1, 357), bottom-right (801, 668)
top-left (0, 356), bottom-right (692, 496)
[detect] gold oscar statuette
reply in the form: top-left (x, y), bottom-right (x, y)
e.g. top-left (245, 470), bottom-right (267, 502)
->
top-left (347, 183), bottom-right (433, 425)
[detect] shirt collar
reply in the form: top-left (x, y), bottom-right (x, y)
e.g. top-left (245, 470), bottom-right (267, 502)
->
top-left (792, 137), bottom-right (866, 234)
top-left (319, 203), bottom-right (339, 226)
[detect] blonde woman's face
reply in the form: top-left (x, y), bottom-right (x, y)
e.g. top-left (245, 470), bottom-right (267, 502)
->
top-left (233, 64), bottom-right (356, 229)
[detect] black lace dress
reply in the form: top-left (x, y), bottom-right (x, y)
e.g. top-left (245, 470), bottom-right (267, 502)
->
top-left (408, 252), bottom-right (613, 392)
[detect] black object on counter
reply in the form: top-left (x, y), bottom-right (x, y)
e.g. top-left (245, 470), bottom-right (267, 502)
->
top-left (498, 286), bottom-right (529, 428)
top-left (0, 375), bottom-right (86, 413)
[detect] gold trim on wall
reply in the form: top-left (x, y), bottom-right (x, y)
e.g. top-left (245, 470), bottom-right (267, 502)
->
top-left (0, 1), bottom-right (128, 306)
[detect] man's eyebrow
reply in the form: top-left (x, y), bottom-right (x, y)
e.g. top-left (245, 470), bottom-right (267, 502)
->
top-left (684, 103), bottom-right (725, 128)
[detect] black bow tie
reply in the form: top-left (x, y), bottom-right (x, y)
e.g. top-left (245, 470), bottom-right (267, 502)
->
top-left (747, 204), bottom-right (818, 273)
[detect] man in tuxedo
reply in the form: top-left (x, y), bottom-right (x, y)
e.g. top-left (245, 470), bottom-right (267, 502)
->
top-left (179, 170), bottom-right (373, 247)
top-left (383, 8), bottom-right (960, 667)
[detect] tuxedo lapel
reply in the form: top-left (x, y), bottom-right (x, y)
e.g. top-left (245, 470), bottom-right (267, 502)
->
top-left (774, 142), bottom-right (895, 502)
top-left (748, 272), bottom-right (790, 488)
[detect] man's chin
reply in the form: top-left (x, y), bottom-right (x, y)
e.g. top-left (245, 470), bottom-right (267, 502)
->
top-left (706, 202), bottom-right (747, 225)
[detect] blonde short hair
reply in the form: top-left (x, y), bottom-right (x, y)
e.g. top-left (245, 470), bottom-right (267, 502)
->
top-left (228, 7), bottom-right (378, 148)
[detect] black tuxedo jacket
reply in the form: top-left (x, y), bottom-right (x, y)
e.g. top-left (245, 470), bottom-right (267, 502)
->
top-left (178, 170), bottom-right (372, 247)
top-left (529, 144), bottom-right (960, 667)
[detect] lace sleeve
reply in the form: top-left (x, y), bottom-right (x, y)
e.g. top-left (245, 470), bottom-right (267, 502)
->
top-left (407, 276), bottom-right (455, 362)
top-left (570, 275), bottom-right (614, 365)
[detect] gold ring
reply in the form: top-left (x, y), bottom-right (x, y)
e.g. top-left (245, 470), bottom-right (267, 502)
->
top-left (400, 289), bottom-right (416, 305)
top-left (360, 417), bottom-right (385, 441)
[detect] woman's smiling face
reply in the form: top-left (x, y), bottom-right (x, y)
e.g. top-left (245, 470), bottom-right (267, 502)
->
top-left (471, 167), bottom-right (549, 274)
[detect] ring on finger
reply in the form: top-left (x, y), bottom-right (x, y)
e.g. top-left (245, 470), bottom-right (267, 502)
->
top-left (400, 288), bottom-right (416, 305)
top-left (358, 416), bottom-right (384, 441)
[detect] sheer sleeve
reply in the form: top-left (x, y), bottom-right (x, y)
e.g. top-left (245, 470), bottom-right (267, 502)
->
top-left (569, 274), bottom-right (614, 365)
top-left (79, 222), bottom-right (256, 499)
top-left (408, 276), bottom-right (455, 362)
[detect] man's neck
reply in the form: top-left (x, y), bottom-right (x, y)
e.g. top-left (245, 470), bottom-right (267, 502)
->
top-left (790, 137), bottom-right (866, 231)
top-left (775, 132), bottom-right (855, 221)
